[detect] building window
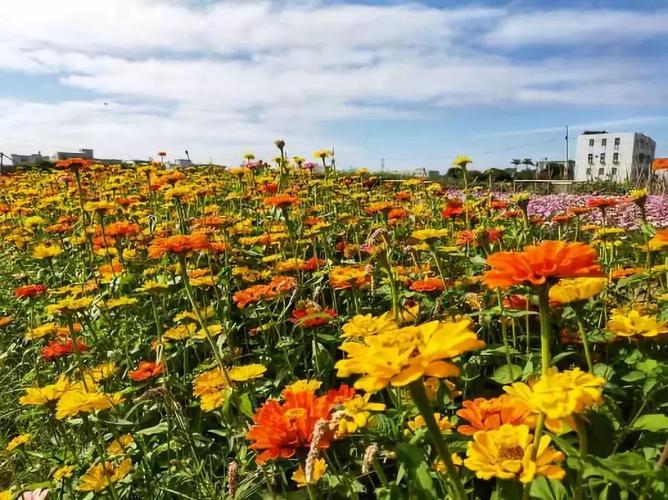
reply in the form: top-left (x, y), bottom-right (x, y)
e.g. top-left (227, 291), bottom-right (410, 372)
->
top-left (613, 152), bottom-right (619, 163)
top-left (601, 138), bottom-right (607, 147)
top-left (589, 139), bottom-right (594, 147)
top-left (600, 153), bottom-right (606, 164)
top-left (587, 153), bottom-right (594, 164)
top-left (614, 137), bottom-right (620, 149)
top-left (611, 168), bottom-right (617, 175)
top-left (586, 168), bottom-right (592, 176)
top-left (598, 168), bottom-right (604, 176)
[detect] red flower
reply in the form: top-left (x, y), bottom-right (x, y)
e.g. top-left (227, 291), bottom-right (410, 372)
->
top-left (128, 361), bottom-right (164, 382)
top-left (290, 305), bottom-right (337, 328)
top-left (42, 339), bottom-right (87, 361)
top-left (409, 277), bottom-right (445, 293)
top-left (104, 221), bottom-right (140, 239)
top-left (587, 197), bottom-right (618, 209)
top-left (15, 284), bottom-right (48, 299)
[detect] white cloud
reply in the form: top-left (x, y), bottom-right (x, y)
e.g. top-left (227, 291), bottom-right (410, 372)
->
top-left (0, 1), bottom-right (666, 164)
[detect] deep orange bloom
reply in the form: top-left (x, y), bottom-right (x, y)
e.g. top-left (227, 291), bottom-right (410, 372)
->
top-left (483, 241), bottom-right (602, 289)
top-left (409, 277), bottom-right (445, 293)
top-left (246, 387), bottom-right (333, 464)
top-left (128, 361), bottom-right (164, 382)
top-left (15, 284), bottom-right (48, 299)
top-left (233, 276), bottom-right (297, 308)
top-left (55, 157), bottom-right (91, 170)
top-left (104, 221), bottom-right (140, 239)
top-left (290, 305), bottom-right (337, 328)
top-left (42, 339), bottom-right (88, 361)
top-left (148, 233), bottom-right (211, 258)
top-left (264, 194), bottom-right (299, 208)
top-left (587, 197), bottom-right (618, 209)
top-left (456, 395), bottom-right (534, 436)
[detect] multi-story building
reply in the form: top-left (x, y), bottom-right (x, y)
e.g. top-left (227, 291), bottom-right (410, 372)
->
top-left (575, 131), bottom-right (656, 182)
top-left (11, 152), bottom-right (47, 165)
top-left (52, 148), bottom-right (94, 161)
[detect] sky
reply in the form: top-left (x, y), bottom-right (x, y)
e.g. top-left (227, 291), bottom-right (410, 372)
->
top-left (1, 0), bottom-right (667, 172)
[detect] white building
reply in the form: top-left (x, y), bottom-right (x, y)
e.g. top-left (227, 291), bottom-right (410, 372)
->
top-left (575, 131), bottom-right (655, 182)
top-left (11, 152), bottom-right (47, 165)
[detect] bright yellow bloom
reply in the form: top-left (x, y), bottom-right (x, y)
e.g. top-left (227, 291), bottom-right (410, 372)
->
top-left (25, 322), bottom-right (58, 341)
top-left (100, 297), bottom-right (138, 310)
top-left (335, 319), bottom-right (484, 393)
top-left (20, 375), bottom-right (71, 406)
top-left (335, 394), bottom-right (385, 437)
top-left (162, 323), bottom-right (197, 342)
top-left (85, 362), bottom-right (118, 383)
top-left (0, 490), bottom-right (10, 500)
top-left (549, 277), bottom-right (607, 304)
top-left (77, 458), bottom-right (132, 492)
top-left (193, 368), bottom-right (229, 412)
top-left (341, 313), bottom-right (398, 338)
top-left (292, 458), bottom-right (327, 487)
top-left (192, 323), bottom-right (224, 340)
top-left (56, 389), bottom-right (124, 420)
top-left (107, 434), bottom-right (135, 457)
top-left (46, 296), bottom-right (94, 315)
top-left (504, 368), bottom-right (604, 424)
top-left (411, 229), bottom-right (450, 241)
top-left (282, 379), bottom-right (322, 395)
top-left (6, 433), bottom-right (31, 451)
top-left (229, 364), bottom-right (267, 382)
top-left (53, 464), bottom-right (75, 481)
top-left (453, 155), bottom-right (473, 168)
top-left (464, 424), bottom-right (564, 483)
top-left (407, 412), bottom-right (453, 433)
top-left (608, 308), bottom-right (668, 338)
top-left (33, 243), bottom-right (63, 259)
top-left (648, 228), bottom-right (668, 251)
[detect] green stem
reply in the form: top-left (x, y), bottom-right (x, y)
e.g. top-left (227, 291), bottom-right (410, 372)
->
top-left (537, 286), bottom-right (552, 376)
top-left (574, 311), bottom-right (594, 373)
top-left (409, 380), bottom-right (466, 500)
top-left (575, 415), bottom-right (588, 500)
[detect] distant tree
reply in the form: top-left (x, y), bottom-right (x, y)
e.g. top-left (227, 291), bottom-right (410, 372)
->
top-left (446, 167), bottom-right (463, 179)
top-left (485, 168), bottom-right (512, 182)
top-left (515, 169), bottom-right (536, 181)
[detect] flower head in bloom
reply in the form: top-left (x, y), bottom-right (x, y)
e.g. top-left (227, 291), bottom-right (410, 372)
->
top-left (290, 302), bottom-right (337, 328)
top-left (45, 296), bottom-right (94, 315)
top-left (329, 266), bottom-right (371, 290)
top-left (453, 155), bottom-right (473, 168)
top-left (335, 319), bottom-right (484, 393)
top-left (229, 364), bottom-right (267, 382)
top-left (193, 368), bottom-right (229, 411)
top-left (77, 458), bottom-right (132, 492)
top-left (292, 458), bottom-right (327, 488)
top-left (148, 233), bottom-right (211, 258)
top-left (20, 375), bottom-right (72, 406)
top-left (56, 388), bottom-right (124, 420)
top-left (128, 361), bottom-right (164, 382)
top-left (233, 276), bottom-right (297, 308)
top-left (504, 368), bottom-right (605, 431)
top-left (246, 381), bottom-right (334, 464)
top-left (107, 434), bottom-right (135, 457)
top-left (464, 424), bottom-right (564, 483)
top-left (608, 308), bottom-right (668, 338)
top-left (456, 395), bottom-right (534, 436)
top-left (410, 277), bottom-right (445, 293)
top-left (341, 313), bottom-right (398, 338)
top-left (483, 241), bottom-right (602, 289)
top-left (6, 433), bottom-right (31, 452)
top-left (648, 228), bottom-right (668, 252)
top-left (15, 284), bottom-right (48, 299)
top-left (33, 244), bottom-right (63, 260)
top-left (53, 465), bottom-right (75, 481)
top-left (264, 194), bottom-right (299, 208)
top-left (407, 412), bottom-right (453, 433)
top-left (334, 393), bottom-right (385, 437)
top-left (42, 338), bottom-right (88, 361)
top-left (548, 277), bottom-right (607, 305)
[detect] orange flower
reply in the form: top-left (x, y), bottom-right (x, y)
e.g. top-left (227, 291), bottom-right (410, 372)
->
top-left (148, 233), bottom-right (211, 258)
top-left (483, 241), bottom-right (602, 289)
top-left (456, 395), bottom-right (534, 436)
top-left (233, 276), bottom-right (297, 308)
top-left (409, 277), bottom-right (445, 293)
top-left (264, 194), bottom-right (299, 208)
top-left (104, 221), bottom-right (140, 239)
top-left (15, 284), bottom-right (48, 299)
top-left (246, 384), bottom-right (333, 464)
top-left (128, 361), bottom-right (164, 382)
top-left (587, 197), bottom-right (618, 209)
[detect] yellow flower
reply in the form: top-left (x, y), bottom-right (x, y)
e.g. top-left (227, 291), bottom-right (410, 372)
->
top-left (229, 364), bottom-right (267, 382)
top-left (608, 308), bottom-right (668, 338)
top-left (341, 313), bottom-right (398, 338)
top-left (77, 458), bottom-right (132, 492)
top-left (335, 319), bottom-right (484, 393)
top-left (411, 229), bottom-right (450, 241)
top-left (56, 389), bottom-right (124, 420)
top-left (33, 243), bottom-right (63, 259)
top-left (648, 228), bottom-right (668, 251)
top-left (464, 424), bottom-right (564, 483)
top-left (20, 375), bottom-right (71, 406)
top-left (163, 323), bottom-right (197, 342)
top-left (548, 277), bottom-right (607, 304)
top-left (335, 394), bottom-right (386, 437)
top-left (85, 362), bottom-right (118, 383)
top-left (53, 464), bottom-right (75, 481)
top-left (407, 413), bottom-right (453, 433)
top-left (25, 322), bottom-right (58, 341)
top-left (192, 323), bottom-right (224, 340)
top-left (46, 295), bottom-right (94, 315)
top-left (6, 433), bottom-right (31, 451)
top-left (100, 297), bottom-right (138, 310)
top-left (292, 458), bottom-right (327, 487)
top-left (453, 155), bottom-right (473, 168)
top-left (504, 368), bottom-right (604, 424)
top-left (0, 490), bottom-right (11, 500)
top-left (107, 434), bottom-right (135, 457)
top-left (193, 368), bottom-right (229, 412)
top-left (282, 379), bottom-right (322, 395)
top-left (135, 281), bottom-right (171, 294)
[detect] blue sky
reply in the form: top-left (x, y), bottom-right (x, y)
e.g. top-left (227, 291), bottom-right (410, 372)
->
top-left (1, 0), bottom-right (667, 171)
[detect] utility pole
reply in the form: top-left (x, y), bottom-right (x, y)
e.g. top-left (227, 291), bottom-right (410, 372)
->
top-left (381, 158), bottom-right (385, 172)
top-left (565, 125), bottom-right (569, 180)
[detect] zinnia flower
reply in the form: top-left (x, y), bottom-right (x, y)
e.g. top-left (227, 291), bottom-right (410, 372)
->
top-left (464, 424), bottom-right (565, 483)
top-left (128, 361), bottom-right (164, 382)
top-left (608, 308), bottom-right (668, 338)
top-left (292, 458), bottom-right (327, 488)
top-left (335, 319), bottom-right (484, 393)
top-left (483, 241), bottom-right (602, 289)
top-left (548, 277), bottom-right (607, 305)
top-left (147, 233), bottom-right (211, 258)
top-left (15, 284), bottom-right (48, 299)
top-left (77, 458), bottom-right (132, 492)
top-left (456, 395), bottom-right (534, 436)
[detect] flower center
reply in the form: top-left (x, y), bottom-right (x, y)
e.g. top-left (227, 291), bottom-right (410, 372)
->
top-left (498, 444), bottom-right (524, 461)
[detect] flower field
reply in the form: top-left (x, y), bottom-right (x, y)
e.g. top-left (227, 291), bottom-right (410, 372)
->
top-left (1, 150), bottom-right (667, 499)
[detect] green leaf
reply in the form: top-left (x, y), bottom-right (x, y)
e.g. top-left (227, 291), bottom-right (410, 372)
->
top-left (630, 414), bottom-right (668, 432)
top-left (237, 392), bottom-right (254, 418)
top-left (137, 422), bottom-right (169, 436)
top-left (621, 371), bottom-right (645, 383)
top-left (491, 364), bottom-right (523, 384)
top-left (529, 476), bottom-right (568, 500)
